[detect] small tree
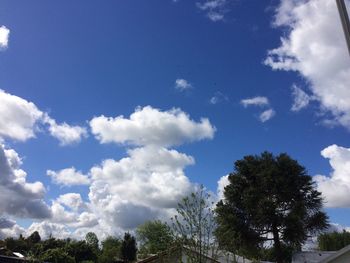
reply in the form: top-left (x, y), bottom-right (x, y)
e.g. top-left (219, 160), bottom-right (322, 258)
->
top-left (215, 152), bottom-right (329, 263)
top-left (86, 232), bottom-right (99, 254)
top-left (136, 220), bottom-right (173, 256)
top-left (121, 232), bottom-right (137, 263)
top-left (27, 231), bottom-right (41, 244)
top-left (99, 236), bottom-right (122, 263)
top-left (171, 185), bottom-right (217, 263)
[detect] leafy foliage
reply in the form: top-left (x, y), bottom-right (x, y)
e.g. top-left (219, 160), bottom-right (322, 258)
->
top-left (136, 220), bottom-right (173, 256)
top-left (99, 236), bottom-right (122, 263)
top-left (318, 231), bottom-right (350, 251)
top-left (40, 247), bottom-right (75, 263)
top-left (215, 152), bottom-right (329, 263)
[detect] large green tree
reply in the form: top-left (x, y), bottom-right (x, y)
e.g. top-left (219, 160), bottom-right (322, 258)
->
top-left (215, 152), bottom-right (329, 263)
top-left (136, 220), bottom-right (173, 256)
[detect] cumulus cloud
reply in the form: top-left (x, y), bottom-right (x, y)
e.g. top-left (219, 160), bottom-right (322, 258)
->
top-left (0, 219), bottom-right (25, 239)
top-left (0, 90), bottom-right (43, 141)
top-left (291, 85), bottom-right (314, 112)
top-left (26, 221), bottom-right (71, 240)
top-left (0, 104), bottom-right (216, 239)
top-left (196, 0), bottom-right (229, 22)
top-left (174, 78), bottom-right (193, 91)
top-left (88, 145), bottom-right (195, 230)
top-left (0, 26), bottom-right (10, 49)
top-left (241, 96), bottom-right (269, 107)
top-left (0, 144), bottom-right (51, 219)
top-left (57, 193), bottom-right (85, 211)
top-left (0, 90), bottom-right (87, 145)
top-left (217, 175), bottom-right (229, 200)
top-left (47, 167), bottom-right (90, 186)
top-left (209, 91), bottom-right (229, 105)
top-left (259, 109), bottom-right (276, 122)
top-left (90, 106), bottom-right (215, 147)
top-left (265, 0), bottom-right (350, 129)
top-left (43, 115), bottom-right (88, 146)
top-left (314, 144), bottom-right (350, 208)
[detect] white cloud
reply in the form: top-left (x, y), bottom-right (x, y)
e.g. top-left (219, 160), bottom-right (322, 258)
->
top-left (174, 78), bottom-right (193, 91)
top-left (291, 85), bottom-right (313, 112)
top-left (0, 90), bottom-right (43, 141)
top-left (241, 96), bottom-right (269, 107)
top-left (0, 144), bottom-right (51, 219)
top-left (265, 0), bottom-right (350, 129)
top-left (26, 221), bottom-right (71, 240)
top-left (314, 144), bottom-right (350, 208)
top-left (259, 109), bottom-right (276, 122)
top-left (217, 175), bottom-right (229, 200)
top-left (196, 0), bottom-right (228, 22)
top-left (0, 90), bottom-right (87, 145)
top-left (44, 115), bottom-right (88, 146)
top-left (90, 106), bottom-right (215, 147)
top-left (209, 91), bottom-right (229, 105)
top-left (47, 167), bottom-right (90, 186)
top-left (0, 26), bottom-right (10, 49)
top-left (57, 193), bottom-right (85, 211)
top-left (88, 145), bottom-right (195, 230)
top-left (0, 218), bottom-right (25, 239)
top-left (241, 96), bottom-right (275, 122)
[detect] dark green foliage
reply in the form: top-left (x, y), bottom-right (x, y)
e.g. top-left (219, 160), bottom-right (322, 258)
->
top-left (318, 231), bottom-right (350, 251)
top-left (27, 231), bottom-right (41, 244)
top-left (120, 233), bottom-right (137, 262)
top-left (99, 236), bottom-right (122, 263)
top-left (40, 247), bottom-right (75, 263)
top-left (215, 152), bottom-right (329, 263)
top-left (86, 232), bottom-right (99, 250)
top-left (4, 236), bottom-right (29, 255)
top-left (65, 240), bottom-right (98, 262)
top-left (136, 220), bottom-right (173, 256)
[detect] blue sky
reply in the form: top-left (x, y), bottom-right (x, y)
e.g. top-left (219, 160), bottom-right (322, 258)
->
top-left (0, 0), bottom-right (350, 239)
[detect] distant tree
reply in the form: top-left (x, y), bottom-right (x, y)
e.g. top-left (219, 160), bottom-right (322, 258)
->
top-left (27, 231), bottom-right (41, 244)
top-left (66, 240), bottom-right (97, 262)
top-left (86, 232), bottom-right (99, 254)
top-left (136, 220), bottom-right (173, 256)
top-left (99, 236), bottom-right (122, 263)
top-left (171, 185), bottom-right (217, 263)
top-left (120, 233), bottom-right (137, 263)
top-left (215, 152), bottom-right (329, 263)
top-left (318, 230), bottom-right (350, 251)
top-left (40, 247), bottom-right (75, 263)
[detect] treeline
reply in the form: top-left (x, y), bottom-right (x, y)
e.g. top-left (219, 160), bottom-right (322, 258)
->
top-left (0, 231), bottom-right (137, 263)
top-left (318, 231), bottom-right (350, 251)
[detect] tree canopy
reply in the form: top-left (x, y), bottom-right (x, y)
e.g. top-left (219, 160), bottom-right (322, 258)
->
top-left (215, 152), bottom-right (329, 263)
top-left (136, 220), bottom-right (173, 256)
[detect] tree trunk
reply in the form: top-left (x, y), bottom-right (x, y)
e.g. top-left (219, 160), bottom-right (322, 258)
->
top-left (272, 223), bottom-right (283, 263)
